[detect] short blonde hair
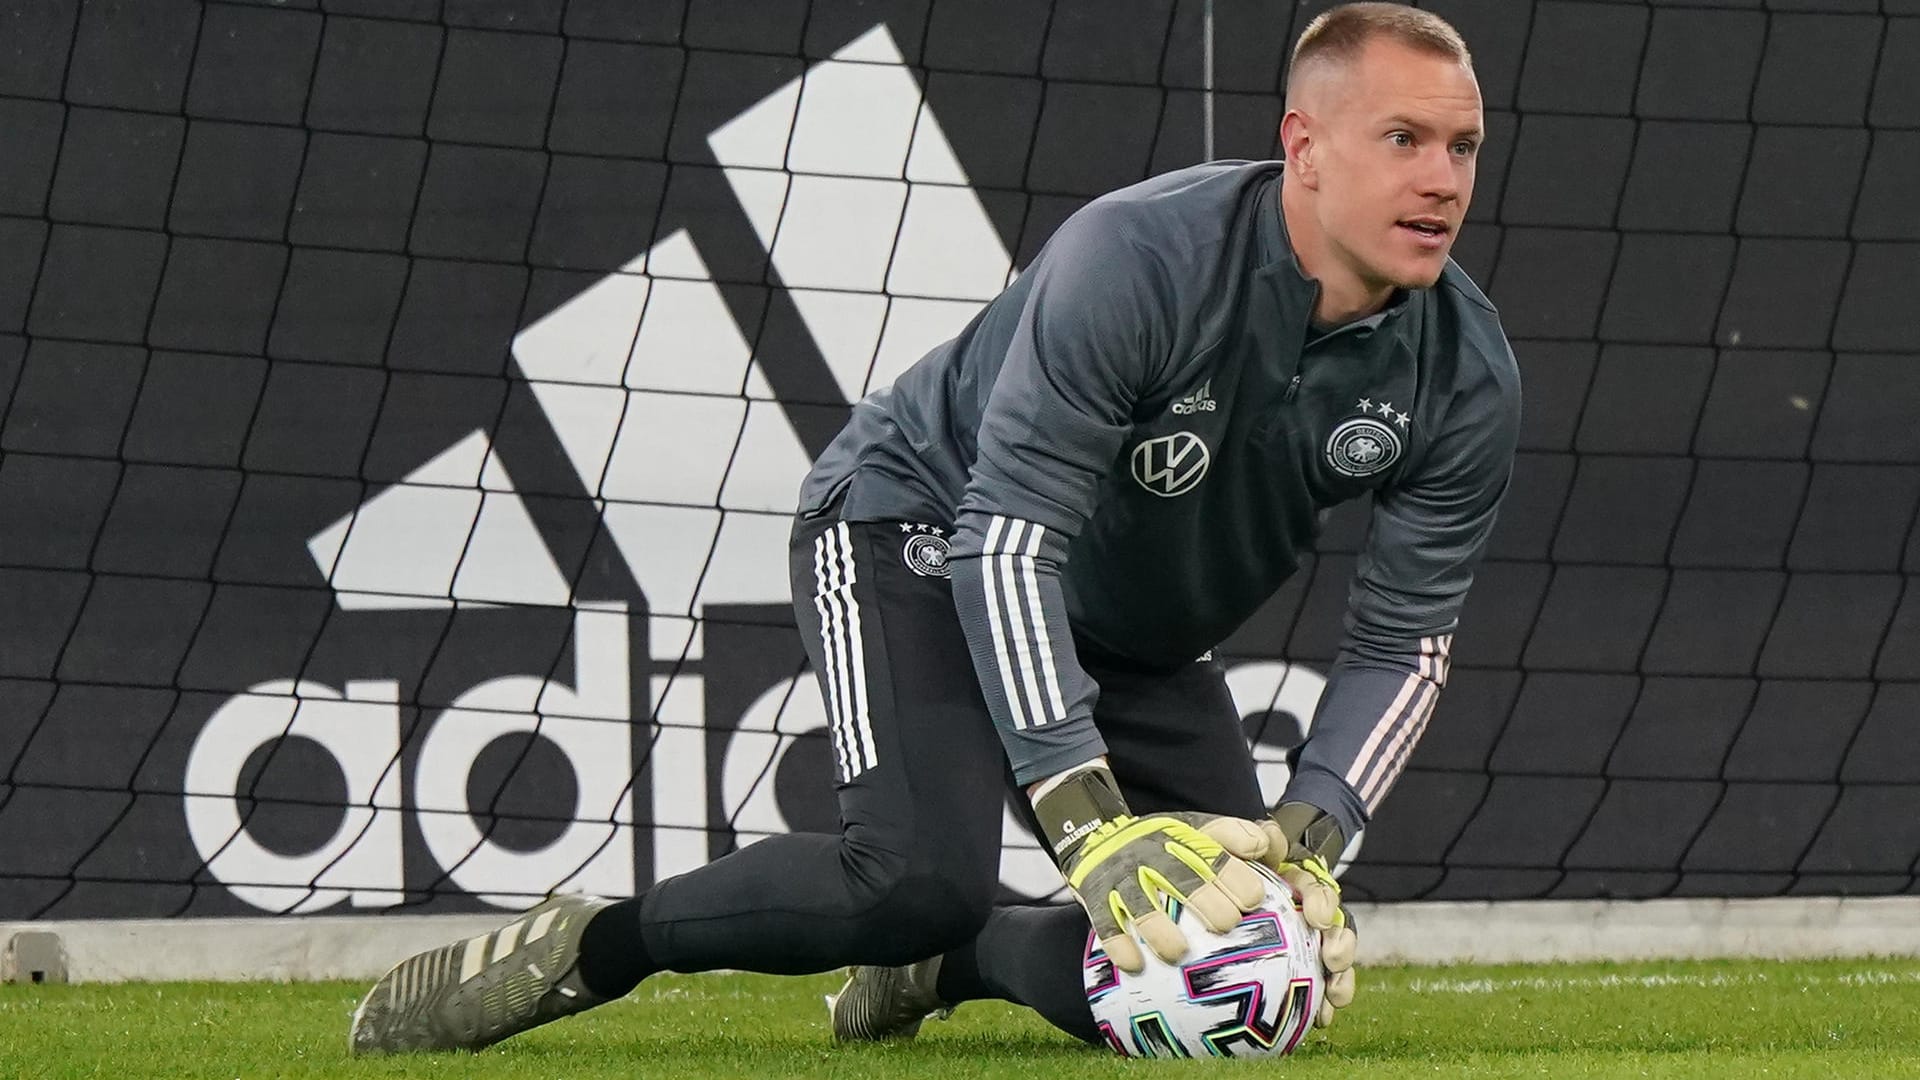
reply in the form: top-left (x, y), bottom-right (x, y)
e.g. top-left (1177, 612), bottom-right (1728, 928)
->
top-left (1287, 2), bottom-right (1473, 100)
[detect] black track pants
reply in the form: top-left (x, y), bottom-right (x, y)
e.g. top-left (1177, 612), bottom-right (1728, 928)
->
top-left (636, 513), bottom-right (1266, 1038)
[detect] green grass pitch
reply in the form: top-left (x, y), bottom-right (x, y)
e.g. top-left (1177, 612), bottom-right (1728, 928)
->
top-left (3, 958), bottom-right (1918, 1079)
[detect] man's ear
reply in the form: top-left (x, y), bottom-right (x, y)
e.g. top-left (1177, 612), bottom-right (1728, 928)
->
top-left (1280, 110), bottom-right (1318, 189)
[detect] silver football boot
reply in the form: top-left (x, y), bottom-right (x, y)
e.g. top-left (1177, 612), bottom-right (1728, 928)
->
top-left (826, 957), bottom-right (957, 1042)
top-left (349, 894), bottom-right (615, 1055)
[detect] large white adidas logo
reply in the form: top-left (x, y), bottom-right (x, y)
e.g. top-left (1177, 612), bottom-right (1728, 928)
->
top-left (182, 24), bottom-right (1336, 915)
top-left (182, 25), bottom-right (1034, 915)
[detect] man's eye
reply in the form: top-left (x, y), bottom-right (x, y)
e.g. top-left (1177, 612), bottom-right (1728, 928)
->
top-left (1388, 132), bottom-right (1413, 147)
top-left (1452, 141), bottom-right (1478, 156)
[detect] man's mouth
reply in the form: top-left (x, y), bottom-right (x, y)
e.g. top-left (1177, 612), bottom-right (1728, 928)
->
top-left (1398, 217), bottom-right (1450, 237)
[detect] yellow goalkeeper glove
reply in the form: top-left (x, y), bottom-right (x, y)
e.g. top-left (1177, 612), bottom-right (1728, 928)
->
top-left (1258, 801), bottom-right (1358, 1027)
top-left (1031, 761), bottom-right (1267, 974)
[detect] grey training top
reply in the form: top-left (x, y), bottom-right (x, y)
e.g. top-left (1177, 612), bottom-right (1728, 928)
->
top-left (799, 161), bottom-right (1521, 842)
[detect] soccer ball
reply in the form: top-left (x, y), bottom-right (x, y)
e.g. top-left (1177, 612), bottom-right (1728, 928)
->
top-left (1083, 863), bottom-right (1324, 1058)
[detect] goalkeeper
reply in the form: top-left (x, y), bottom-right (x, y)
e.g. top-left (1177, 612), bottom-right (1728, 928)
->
top-left (349, 1), bottom-right (1516, 1055)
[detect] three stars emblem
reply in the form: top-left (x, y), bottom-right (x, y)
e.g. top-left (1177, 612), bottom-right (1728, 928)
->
top-left (1357, 397), bottom-right (1410, 429)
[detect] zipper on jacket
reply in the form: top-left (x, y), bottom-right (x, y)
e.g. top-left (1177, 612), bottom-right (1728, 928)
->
top-left (1282, 320), bottom-right (1312, 402)
top-left (1281, 275), bottom-right (1321, 404)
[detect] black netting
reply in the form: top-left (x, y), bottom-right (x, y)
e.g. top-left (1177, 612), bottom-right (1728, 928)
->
top-left (0, 0), bottom-right (1914, 919)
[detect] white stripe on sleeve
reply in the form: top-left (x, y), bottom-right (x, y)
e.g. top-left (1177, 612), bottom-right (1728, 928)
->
top-left (981, 515), bottom-right (1033, 730)
top-left (1017, 521), bottom-right (1069, 726)
top-left (992, 516), bottom-right (1053, 728)
top-left (1345, 666), bottom-right (1424, 789)
top-left (1347, 636), bottom-right (1451, 794)
top-left (1362, 681), bottom-right (1440, 808)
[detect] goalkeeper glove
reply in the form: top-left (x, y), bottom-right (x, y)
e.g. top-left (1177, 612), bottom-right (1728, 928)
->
top-left (1256, 801), bottom-right (1358, 1027)
top-left (1031, 760), bottom-right (1267, 974)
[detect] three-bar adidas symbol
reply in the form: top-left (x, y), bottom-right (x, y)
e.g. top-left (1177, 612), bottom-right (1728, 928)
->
top-left (1171, 380), bottom-right (1217, 414)
top-left (197, 22), bottom-right (1024, 915)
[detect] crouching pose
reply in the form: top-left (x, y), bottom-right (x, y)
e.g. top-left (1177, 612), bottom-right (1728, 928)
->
top-left (348, 1), bottom-right (1516, 1054)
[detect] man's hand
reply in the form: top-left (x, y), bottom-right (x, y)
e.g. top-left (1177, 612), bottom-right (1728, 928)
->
top-left (1258, 802), bottom-right (1358, 1027)
top-left (1031, 762), bottom-right (1267, 974)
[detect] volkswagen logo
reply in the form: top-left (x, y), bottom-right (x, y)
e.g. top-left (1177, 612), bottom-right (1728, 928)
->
top-left (1131, 432), bottom-right (1211, 497)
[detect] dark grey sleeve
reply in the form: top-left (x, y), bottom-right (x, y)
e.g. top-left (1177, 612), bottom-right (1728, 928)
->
top-left (948, 210), bottom-right (1172, 787)
top-left (1283, 358), bottom-right (1521, 840)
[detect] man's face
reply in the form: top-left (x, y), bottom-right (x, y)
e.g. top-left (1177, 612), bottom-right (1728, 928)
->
top-left (1304, 40), bottom-right (1483, 292)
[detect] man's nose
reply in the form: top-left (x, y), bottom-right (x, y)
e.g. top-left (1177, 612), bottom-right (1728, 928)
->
top-left (1416, 146), bottom-right (1460, 201)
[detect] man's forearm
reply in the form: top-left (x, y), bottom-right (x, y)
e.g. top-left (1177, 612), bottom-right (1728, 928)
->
top-left (947, 512), bottom-right (1106, 785)
top-left (1281, 634), bottom-right (1452, 842)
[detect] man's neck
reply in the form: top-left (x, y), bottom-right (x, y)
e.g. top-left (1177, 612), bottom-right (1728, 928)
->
top-left (1279, 181), bottom-right (1396, 327)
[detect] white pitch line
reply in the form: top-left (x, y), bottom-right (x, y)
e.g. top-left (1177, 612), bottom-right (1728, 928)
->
top-left (1387, 969), bottom-right (1920, 996)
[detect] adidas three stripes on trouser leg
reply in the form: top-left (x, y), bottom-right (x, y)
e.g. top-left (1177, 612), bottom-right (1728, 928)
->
top-left (633, 511), bottom-right (1268, 1040)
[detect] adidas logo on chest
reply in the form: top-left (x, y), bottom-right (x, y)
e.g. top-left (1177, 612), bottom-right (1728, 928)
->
top-left (1171, 379), bottom-right (1217, 414)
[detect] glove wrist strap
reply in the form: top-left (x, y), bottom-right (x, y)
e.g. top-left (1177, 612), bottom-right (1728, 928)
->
top-left (1269, 800), bottom-right (1348, 864)
top-left (1031, 761), bottom-right (1130, 867)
